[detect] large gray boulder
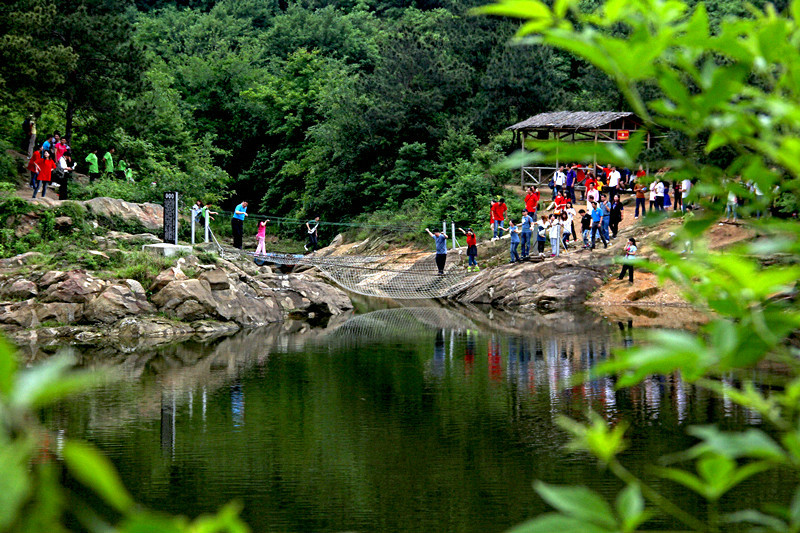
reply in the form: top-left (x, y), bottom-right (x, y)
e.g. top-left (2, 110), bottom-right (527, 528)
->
top-left (83, 197), bottom-right (163, 231)
top-left (151, 279), bottom-right (217, 315)
top-left (1, 279), bottom-right (38, 300)
top-left (84, 282), bottom-right (156, 324)
top-left (454, 257), bottom-right (606, 312)
top-left (43, 270), bottom-right (106, 303)
top-left (149, 266), bottom-right (188, 293)
top-left (0, 299), bottom-right (83, 327)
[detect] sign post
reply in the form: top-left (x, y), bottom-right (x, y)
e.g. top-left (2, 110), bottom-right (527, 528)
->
top-left (163, 191), bottom-right (179, 245)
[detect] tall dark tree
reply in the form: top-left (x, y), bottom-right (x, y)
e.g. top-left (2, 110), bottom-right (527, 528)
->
top-left (50, 0), bottom-right (146, 140)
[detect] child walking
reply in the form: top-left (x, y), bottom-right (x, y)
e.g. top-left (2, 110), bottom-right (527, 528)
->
top-left (255, 219), bottom-right (269, 256)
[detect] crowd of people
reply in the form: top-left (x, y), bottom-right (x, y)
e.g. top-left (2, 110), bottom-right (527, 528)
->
top-left (22, 117), bottom-right (135, 200)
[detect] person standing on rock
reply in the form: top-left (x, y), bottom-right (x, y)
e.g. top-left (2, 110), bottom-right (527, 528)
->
top-left (459, 227), bottom-right (479, 272)
top-left (231, 200), bottom-right (248, 249)
top-left (255, 218), bottom-right (270, 256)
top-left (85, 149), bottom-right (100, 183)
top-left (546, 214), bottom-right (563, 257)
top-left (27, 145), bottom-right (42, 189)
top-left (57, 150), bottom-right (74, 200)
top-left (491, 198), bottom-right (507, 240)
top-left (579, 209), bottom-right (591, 248)
top-left (33, 150), bottom-right (56, 199)
top-left (103, 147), bottom-right (115, 179)
top-left (499, 220), bottom-right (521, 263)
top-left (519, 209), bottom-right (534, 259)
top-left (609, 194), bottom-right (624, 239)
top-left (590, 201), bottom-right (608, 249)
top-left (618, 237), bottom-right (637, 283)
top-left (425, 227), bottom-right (448, 275)
top-left (305, 216), bottom-right (320, 252)
top-left (524, 186), bottom-right (540, 219)
top-left (536, 215), bottom-right (548, 255)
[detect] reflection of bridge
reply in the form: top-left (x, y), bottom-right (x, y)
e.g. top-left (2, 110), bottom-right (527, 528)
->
top-left (209, 228), bottom-right (476, 299)
top-left (324, 307), bottom-right (477, 344)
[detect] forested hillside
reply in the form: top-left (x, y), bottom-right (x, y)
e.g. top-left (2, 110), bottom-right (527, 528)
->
top-left (0, 0), bottom-right (780, 227)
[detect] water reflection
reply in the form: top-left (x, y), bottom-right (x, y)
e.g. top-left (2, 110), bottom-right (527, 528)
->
top-left (40, 304), bottom-right (771, 533)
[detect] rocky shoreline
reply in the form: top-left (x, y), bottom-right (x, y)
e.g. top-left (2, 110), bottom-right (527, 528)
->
top-left (0, 246), bottom-right (353, 347)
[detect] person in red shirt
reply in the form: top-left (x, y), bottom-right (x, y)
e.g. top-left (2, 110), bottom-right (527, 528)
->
top-left (546, 190), bottom-right (569, 215)
top-left (27, 147), bottom-right (42, 189)
top-left (33, 150), bottom-right (56, 198)
top-left (459, 227), bottom-right (479, 271)
top-left (524, 186), bottom-right (540, 217)
top-left (491, 198), bottom-right (507, 239)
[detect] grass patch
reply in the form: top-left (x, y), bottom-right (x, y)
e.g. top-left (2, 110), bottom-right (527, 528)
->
top-left (108, 251), bottom-right (178, 287)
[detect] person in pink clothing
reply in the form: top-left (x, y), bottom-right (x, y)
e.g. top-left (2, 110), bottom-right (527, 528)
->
top-left (255, 219), bottom-right (269, 255)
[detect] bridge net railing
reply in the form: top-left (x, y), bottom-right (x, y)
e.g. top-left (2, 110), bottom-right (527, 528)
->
top-left (208, 228), bottom-right (476, 299)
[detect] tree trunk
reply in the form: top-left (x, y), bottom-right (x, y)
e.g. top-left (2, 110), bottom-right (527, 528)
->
top-left (65, 97), bottom-right (75, 142)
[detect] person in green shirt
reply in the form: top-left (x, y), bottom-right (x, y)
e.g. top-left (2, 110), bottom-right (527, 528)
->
top-left (85, 149), bottom-right (99, 182)
top-left (117, 159), bottom-right (127, 180)
top-left (103, 147), bottom-right (115, 178)
top-left (124, 166), bottom-right (133, 182)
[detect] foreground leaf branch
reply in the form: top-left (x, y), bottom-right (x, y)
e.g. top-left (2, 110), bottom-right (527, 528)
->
top-left (476, 0), bottom-right (800, 531)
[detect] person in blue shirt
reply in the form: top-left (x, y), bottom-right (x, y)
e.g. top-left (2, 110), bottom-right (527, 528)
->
top-left (600, 194), bottom-right (612, 241)
top-left (519, 210), bottom-right (534, 259)
top-left (590, 201), bottom-right (608, 249)
top-left (500, 220), bottom-right (521, 263)
top-left (231, 201), bottom-right (248, 249)
top-left (425, 227), bottom-right (448, 275)
top-left (566, 164), bottom-right (577, 202)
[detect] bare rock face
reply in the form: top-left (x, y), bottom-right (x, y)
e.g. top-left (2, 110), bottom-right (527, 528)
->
top-left (454, 257), bottom-right (606, 312)
top-left (1, 279), bottom-right (38, 300)
top-left (0, 299), bottom-right (83, 327)
top-left (251, 273), bottom-right (354, 317)
top-left (198, 269), bottom-right (230, 291)
top-left (38, 271), bottom-right (69, 289)
top-left (0, 252), bottom-right (44, 268)
top-left (83, 197), bottom-right (163, 231)
top-left (149, 266), bottom-right (188, 293)
top-left (84, 283), bottom-right (156, 324)
top-left (151, 279), bottom-right (218, 316)
top-left (208, 278), bottom-right (283, 326)
top-left (43, 270), bottom-right (106, 303)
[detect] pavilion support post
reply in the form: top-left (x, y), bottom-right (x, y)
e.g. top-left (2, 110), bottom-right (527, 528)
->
top-left (520, 131), bottom-right (526, 187)
top-left (593, 131), bottom-right (598, 173)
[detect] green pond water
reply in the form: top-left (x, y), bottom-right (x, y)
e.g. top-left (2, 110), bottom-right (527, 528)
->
top-left (37, 304), bottom-right (792, 532)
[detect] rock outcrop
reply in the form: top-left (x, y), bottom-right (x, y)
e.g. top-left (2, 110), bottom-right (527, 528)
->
top-left (83, 197), bottom-right (163, 231)
top-left (454, 256), bottom-right (607, 312)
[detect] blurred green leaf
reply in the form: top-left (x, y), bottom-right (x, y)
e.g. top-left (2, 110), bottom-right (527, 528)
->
top-left (0, 337), bottom-right (16, 397)
top-left (507, 513), bottom-right (612, 533)
top-left (0, 437), bottom-right (33, 531)
top-left (63, 441), bottom-right (134, 513)
top-left (533, 482), bottom-right (617, 529)
top-left (11, 355), bottom-right (101, 410)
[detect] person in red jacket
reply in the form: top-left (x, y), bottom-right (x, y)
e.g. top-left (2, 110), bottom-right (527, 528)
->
top-left (491, 198), bottom-right (507, 239)
top-left (524, 186), bottom-right (540, 218)
top-left (33, 150), bottom-right (56, 198)
top-left (27, 147), bottom-right (42, 189)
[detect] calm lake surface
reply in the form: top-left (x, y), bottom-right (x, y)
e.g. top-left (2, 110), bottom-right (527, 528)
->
top-left (38, 303), bottom-right (791, 532)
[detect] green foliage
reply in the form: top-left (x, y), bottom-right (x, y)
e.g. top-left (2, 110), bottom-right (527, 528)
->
top-left (108, 251), bottom-right (177, 287)
top-left (0, 340), bottom-right (249, 532)
top-left (466, 0), bottom-right (800, 531)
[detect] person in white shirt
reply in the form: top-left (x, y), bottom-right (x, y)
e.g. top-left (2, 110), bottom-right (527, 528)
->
top-left (649, 181), bottom-right (658, 212)
top-left (607, 167), bottom-right (621, 201)
top-left (553, 166), bottom-right (566, 199)
top-left (654, 180), bottom-right (665, 211)
top-left (681, 178), bottom-right (692, 212)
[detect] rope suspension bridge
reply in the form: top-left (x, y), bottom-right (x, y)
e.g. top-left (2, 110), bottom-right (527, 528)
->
top-left (205, 225), bottom-right (478, 300)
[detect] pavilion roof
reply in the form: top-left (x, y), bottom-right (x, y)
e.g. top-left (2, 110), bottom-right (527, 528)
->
top-left (507, 111), bottom-right (639, 131)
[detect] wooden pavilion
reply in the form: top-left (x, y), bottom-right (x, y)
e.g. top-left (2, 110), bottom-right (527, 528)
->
top-left (507, 111), bottom-right (649, 187)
